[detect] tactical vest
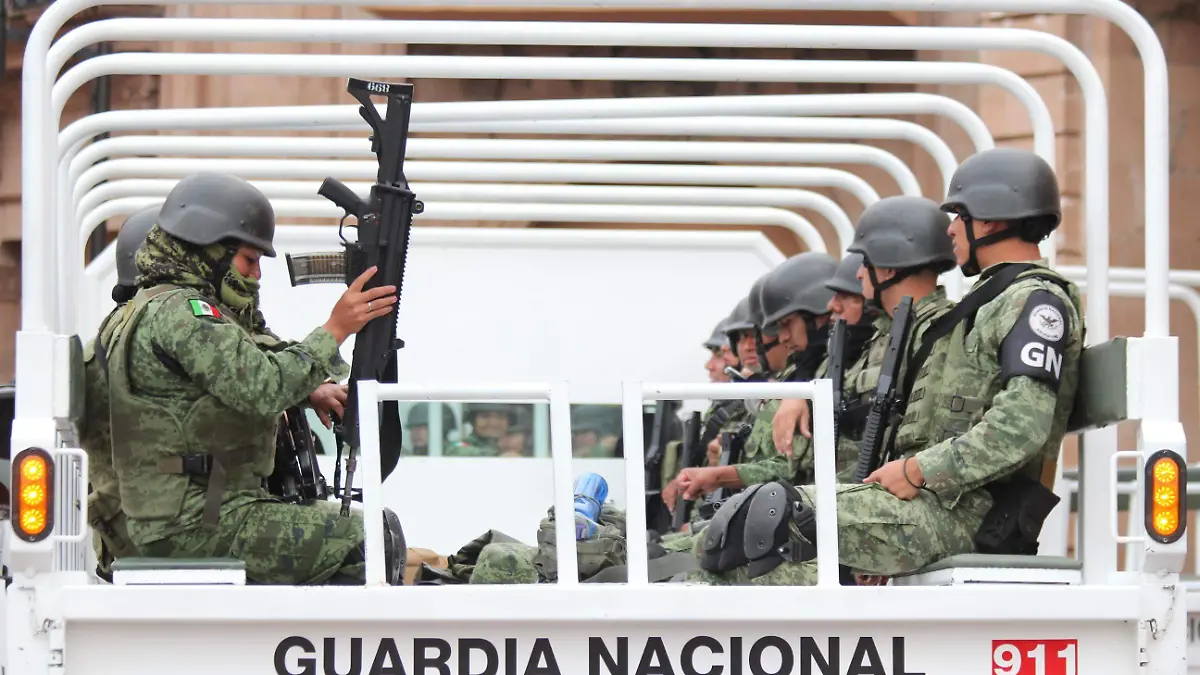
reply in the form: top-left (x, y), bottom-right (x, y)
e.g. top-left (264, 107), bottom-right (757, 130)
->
top-left (893, 267), bottom-right (1081, 496)
top-left (106, 285), bottom-right (278, 525)
top-left (79, 306), bottom-right (128, 517)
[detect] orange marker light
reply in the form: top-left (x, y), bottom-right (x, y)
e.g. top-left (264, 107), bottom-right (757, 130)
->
top-left (11, 447), bottom-right (54, 543)
top-left (1145, 450), bottom-right (1187, 545)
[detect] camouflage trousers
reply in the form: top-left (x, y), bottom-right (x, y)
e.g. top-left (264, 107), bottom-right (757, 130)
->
top-left (683, 482), bottom-right (988, 585)
top-left (126, 494), bottom-right (366, 585)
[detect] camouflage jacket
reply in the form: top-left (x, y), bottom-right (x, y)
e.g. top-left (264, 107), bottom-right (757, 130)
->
top-left (445, 432), bottom-right (501, 457)
top-left (906, 264), bottom-right (1083, 509)
top-left (106, 284), bottom-right (349, 529)
top-left (79, 305), bottom-right (128, 526)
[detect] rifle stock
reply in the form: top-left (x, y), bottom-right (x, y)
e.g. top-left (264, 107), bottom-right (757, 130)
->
top-left (826, 318), bottom-right (847, 448)
top-left (318, 78), bottom-right (423, 517)
top-left (851, 296), bottom-right (914, 484)
top-left (671, 411), bottom-right (704, 531)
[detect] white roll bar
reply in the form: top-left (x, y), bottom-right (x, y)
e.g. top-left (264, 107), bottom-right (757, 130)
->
top-left (622, 380), bottom-right (836, 586)
top-left (355, 381), bottom-right (576, 586)
top-left (412, 117), bottom-right (961, 194)
top-left (59, 91), bottom-right (996, 155)
top-left (74, 179), bottom-right (854, 252)
top-left (41, 52), bottom-right (1049, 334)
top-left (73, 158), bottom-right (882, 211)
top-left (77, 196), bottom-right (827, 263)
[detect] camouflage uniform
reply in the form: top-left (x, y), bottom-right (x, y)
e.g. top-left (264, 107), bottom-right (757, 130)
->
top-left (79, 204), bottom-right (162, 577)
top-left (445, 403), bottom-right (514, 456)
top-left (690, 156), bottom-right (1081, 585)
top-left (104, 174), bottom-right (381, 586)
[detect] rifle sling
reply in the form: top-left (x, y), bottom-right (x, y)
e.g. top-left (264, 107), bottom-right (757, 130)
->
top-left (898, 263), bottom-right (1072, 408)
top-left (894, 263), bottom-right (1073, 482)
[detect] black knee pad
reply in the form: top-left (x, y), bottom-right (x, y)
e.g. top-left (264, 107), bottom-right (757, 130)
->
top-left (382, 507), bottom-right (407, 585)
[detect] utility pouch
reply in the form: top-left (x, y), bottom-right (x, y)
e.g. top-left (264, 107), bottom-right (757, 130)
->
top-left (974, 477), bottom-right (1061, 555)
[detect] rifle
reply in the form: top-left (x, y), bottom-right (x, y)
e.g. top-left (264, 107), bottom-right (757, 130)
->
top-left (697, 422), bottom-right (752, 518)
top-left (644, 399), bottom-right (682, 534)
top-left (266, 407), bottom-right (329, 504)
top-left (670, 411), bottom-right (704, 531)
top-left (284, 78), bottom-right (422, 517)
top-left (851, 296), bottom-right (914, 483)
top-left (826, 318), bottom-right (847, 449)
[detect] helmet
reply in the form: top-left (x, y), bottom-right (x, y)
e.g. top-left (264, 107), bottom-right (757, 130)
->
top-left (465, 402), bottom-right (517, 423)
top-left (115, 204), bottom-right (162, 286)
top-left (825, 252), bottom-right (865, 297)
top-left (940, 148), bottom-right (1062, 276)
top-left (846, 196), bottom-right (956, 273)
top-left (406, 402), bottom-right (458, 431)
top-left (759, 252), bottom-right (838, 330)
top-left (722, 297), bottom-right (755, 346)
top-left (747, 273), bottom-right (771, 329)
top-left (157, 172), bottom-right (277, 257)
top-left (572, 404), bottom-right (618, 436)
top-left (940, 148), bottom-right (1061, 225)
top-left (702, 317), bottom-right (730, 351)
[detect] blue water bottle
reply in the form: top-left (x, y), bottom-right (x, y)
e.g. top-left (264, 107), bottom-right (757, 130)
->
top-left (573, 472), bottom-right (609, 540)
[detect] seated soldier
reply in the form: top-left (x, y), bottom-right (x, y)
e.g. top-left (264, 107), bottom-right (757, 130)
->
top-left (685, 150), bottom-right (1082, 585)
top-left (445, 403), bottom-right (516, 456)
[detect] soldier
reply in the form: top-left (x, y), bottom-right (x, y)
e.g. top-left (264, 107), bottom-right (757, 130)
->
top-left (104, 172), bottom-right (407, 585)
top-left (499, 405), bottom-right (533, 457)
top-left (703, 318), bottom-right (737, 383)
top-left (79, 204), bottom-right (162, 580)
top-left (688, 150), bottom-right (1081, 585)
top-left (662, 252), bottom-right (837, 506)
top-left (446, 402), bottom-right (516, 456)
top-left (405, 402), bottom-right (458, 456)
top-left (572, 405), bottom-right (616, 458)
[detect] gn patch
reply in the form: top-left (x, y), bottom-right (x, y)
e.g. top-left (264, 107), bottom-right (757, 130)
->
top-left (999, 289), bottom-right (1071, 392)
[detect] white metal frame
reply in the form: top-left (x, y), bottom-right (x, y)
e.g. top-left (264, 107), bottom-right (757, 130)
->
top-left (74, 178), bottom-right (849, 250)
top-left (10, 1), bottom-right (1186, 673)
top-left (60, 90), bottom-right (997, 152)
top-left (356, 382), bottom-right (578, 586)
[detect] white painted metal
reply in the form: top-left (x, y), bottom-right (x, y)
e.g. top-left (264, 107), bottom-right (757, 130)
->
top-left (74, 180), bottom-right (849, 260)
top-left (59, 91), bottom-right (997, 154)
top-left (42, 54), bottom-right (1052, 335)
top-left (409, 116), bottom-right (959, 191)
top-left (357, 381), bottom-right (578, 586)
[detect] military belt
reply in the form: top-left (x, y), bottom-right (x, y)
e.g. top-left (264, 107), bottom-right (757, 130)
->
top-left (157, 453), bottom-right (226, 530)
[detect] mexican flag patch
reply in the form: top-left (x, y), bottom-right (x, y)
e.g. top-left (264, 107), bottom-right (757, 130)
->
top-left (189, 299), bottom-right (222, 319)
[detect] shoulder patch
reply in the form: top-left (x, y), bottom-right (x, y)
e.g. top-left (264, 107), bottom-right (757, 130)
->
top-left (999, 288), bottom-right (1072, 392)
top-left (188, 298), bottom-right (223, 319)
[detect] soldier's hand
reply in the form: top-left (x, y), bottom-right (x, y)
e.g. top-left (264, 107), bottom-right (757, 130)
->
top-left (705, 437), bottom-right (721, 466)
top-left (677, 467), bottom-right (725, 501)
top-left (309, 382), bottom-right (348, 428)
top-left (864, 458), bottom-right (924, 500)
top-left (772, 398), bottom-right (811, 457)
top-left (323, 266), bottom-right (398, 344)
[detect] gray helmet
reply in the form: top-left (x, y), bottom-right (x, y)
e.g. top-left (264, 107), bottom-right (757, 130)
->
top-left (406, 402), bottom-right (457, 431)
top-left (940, 148), bottom-right (1062, 276)
top-left (847, 196), bottom-right (956, 273)
top-left (722, 297), bottom-right (755, 347)
top-left (746, 272), bottom-right (771, 329)
top-left (465, 402), bottom-right (517, 423)
top-left (825, 252), bottom-right (865, 297)
top-left (703, 317), bottom-right (730, 351)
top-left (157, 172), bottom-right (277, 257)
top-left (759, 252), bottom-right (838, 330)
top-left (846, 196), bottom-right (955, 305)
top-left (940, 148), bottom-right (1061, 225)
top-left (115, 204), bottom-right (162, 286)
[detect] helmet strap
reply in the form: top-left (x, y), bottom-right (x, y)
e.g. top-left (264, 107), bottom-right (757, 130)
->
top-left (753, 326), bottom-right (779, 376)
top-left (960, 214), bottom-right (1023, 276)
top-left (864, 262), bottom-right (914, 312)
